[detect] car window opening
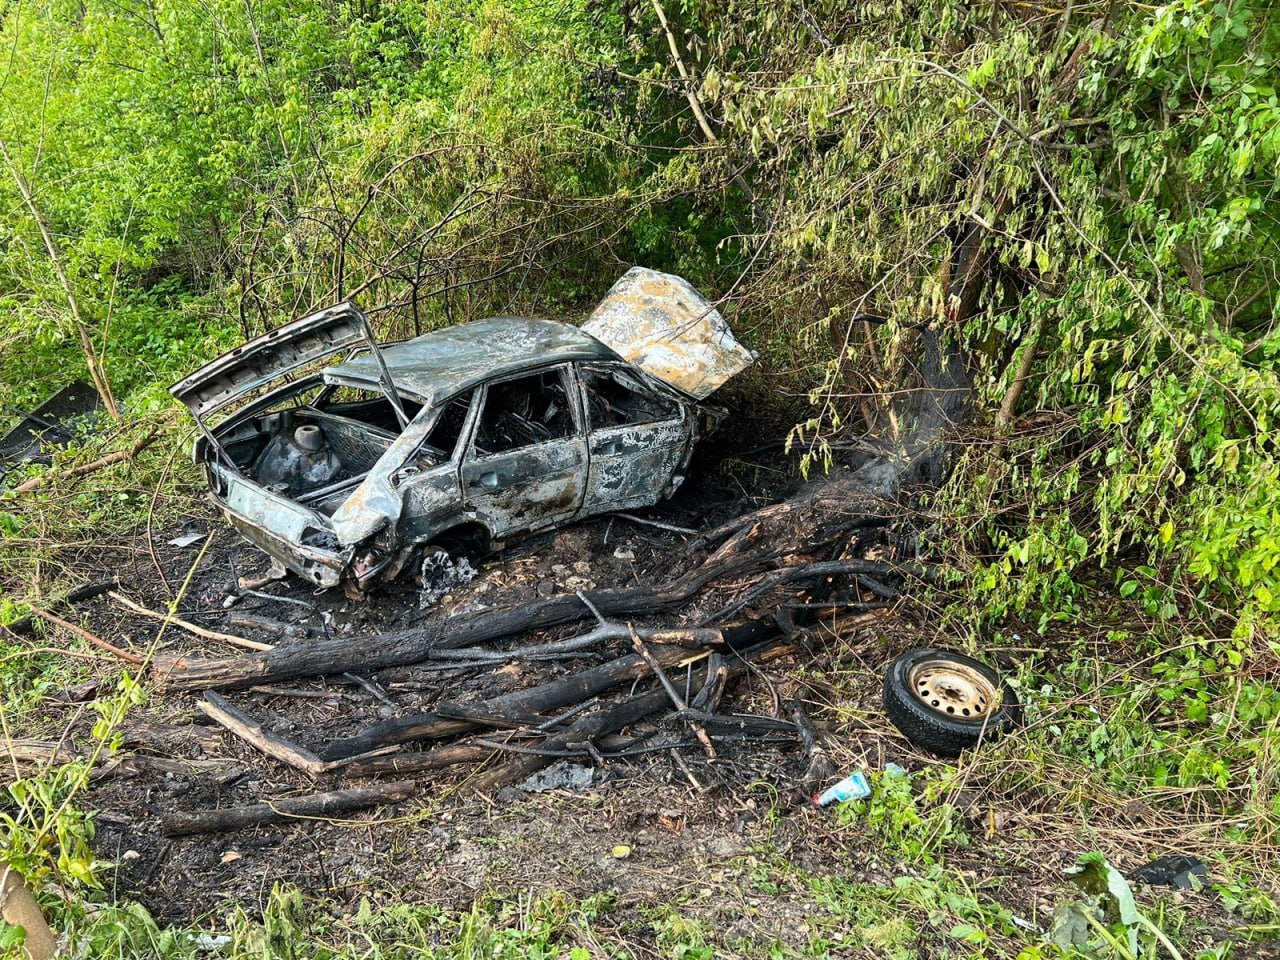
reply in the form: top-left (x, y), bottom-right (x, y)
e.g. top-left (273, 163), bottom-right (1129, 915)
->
top-left (581, 367), bottom-right (679, 429)
top-left (319, 385), bottom-right (423, 431)
top-left (476, 370), bottom-right (574, 455)
top-left (416, 393), bottom-right (473, 465)
top-left (222, 384), bottom-right (428, 501)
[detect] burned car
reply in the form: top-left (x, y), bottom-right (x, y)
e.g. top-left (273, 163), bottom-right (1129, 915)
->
top-left (171, 268), bottom-right (754, 592)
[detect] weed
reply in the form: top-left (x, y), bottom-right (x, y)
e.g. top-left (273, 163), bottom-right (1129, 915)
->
top-left (835, 767), bottom-right (969, 865)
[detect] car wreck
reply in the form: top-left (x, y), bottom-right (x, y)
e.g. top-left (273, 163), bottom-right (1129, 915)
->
top-left (171, 268), bottom-right (755, 593)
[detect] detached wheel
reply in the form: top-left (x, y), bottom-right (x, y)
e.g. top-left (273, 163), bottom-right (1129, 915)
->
top-left (883, 648), bottom-right (1020, 756)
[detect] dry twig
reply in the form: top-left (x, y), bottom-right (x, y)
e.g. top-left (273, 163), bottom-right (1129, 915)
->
top-left (29, 608), bottom-right (142, 664)
top-left (110, 591), bottom-right (273, 652)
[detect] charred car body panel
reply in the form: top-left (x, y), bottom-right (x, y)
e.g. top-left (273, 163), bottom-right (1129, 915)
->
top-left (583, 269), bottom-right (755, 400)
top-left (172, 268), bottom-right (753, 590)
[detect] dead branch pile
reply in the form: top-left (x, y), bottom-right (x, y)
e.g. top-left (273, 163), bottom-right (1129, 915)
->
top-left (144, 474), bottom-right (931, 837)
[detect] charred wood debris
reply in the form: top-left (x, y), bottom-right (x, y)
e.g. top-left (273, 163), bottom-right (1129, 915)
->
top-left (7, 473), bottom-right (940, 838)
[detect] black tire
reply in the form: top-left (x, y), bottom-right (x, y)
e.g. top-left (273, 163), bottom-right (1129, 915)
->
top-left (883, 648), bottom-right (1020, 756)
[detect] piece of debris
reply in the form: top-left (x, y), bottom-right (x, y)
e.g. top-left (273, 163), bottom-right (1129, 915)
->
top-left (161, 781), bottom-right (420, 837)
top-left (0, 863), bottom-right (58, 960)
top-left (188, 933), bottom-right (233, 952)
top-left (813, 770), bottom-right (871, 807)
top-left (0, 380), bottom-right (100, 485)
top-left (610, 844), bottom-right (632, 860)
top-left (1127, 855), bottom-right (1208, 889)
top-left (169, 267), bottom-right (754, 593)
top-left (882, 648), bottom-right (1021, 756)
top-left (53, 681), bottom-right (101, 703)
top-left (419, 549), bottom-right (478, 609)
top-left (168, 532), bottom-right (207, 548)
top-left (521, 761), bottom-right (597, 793)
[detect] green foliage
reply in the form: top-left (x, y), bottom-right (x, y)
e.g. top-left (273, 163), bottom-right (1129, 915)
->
top-left (0, 0), bottom-right (701, 414)
top-left (5, 0), bottom-right (1275, 644)
top-left (836, 767), bottom-right (969, 864)
top-left (802, 862), bottom-right (1019, 959)
top-left (949, 0), bottom-right (1280, 632)
top-left (632, 0), bottom-right (1280, 639)
top-left (0, 885), bottom-right (624, 960)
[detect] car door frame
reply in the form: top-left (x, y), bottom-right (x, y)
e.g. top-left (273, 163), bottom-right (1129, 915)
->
top-left (458, 363), bottom-right (589, 539)
top-left (389, 388), bottom-right (482, 545)
top-left (576, 360), bottom-right (692, 516)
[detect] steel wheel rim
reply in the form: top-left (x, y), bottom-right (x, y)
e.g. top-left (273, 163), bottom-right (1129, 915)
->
top-left (908, 659), bottom-right (999, 721)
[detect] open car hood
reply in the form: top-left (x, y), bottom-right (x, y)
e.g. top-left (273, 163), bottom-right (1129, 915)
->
top-left (582, 267), bottom-right (755, 400)
top-left (170, 302), bottom-right (402, 426)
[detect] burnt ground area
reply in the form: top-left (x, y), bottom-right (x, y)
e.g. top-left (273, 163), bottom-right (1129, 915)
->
top-left (7, 404), bottom-right (1254, 957)
top-left (80, 412), bottom-right (895, 928)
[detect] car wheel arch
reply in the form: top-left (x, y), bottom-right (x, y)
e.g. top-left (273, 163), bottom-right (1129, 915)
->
top-left (427, 520), bottom-right (493, 557)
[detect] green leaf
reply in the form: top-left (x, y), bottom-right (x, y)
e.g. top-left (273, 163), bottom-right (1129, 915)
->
top-left (1066, 852), bottom-right (1140, 955)
top-left (947, 923), bottom-right (987, 943)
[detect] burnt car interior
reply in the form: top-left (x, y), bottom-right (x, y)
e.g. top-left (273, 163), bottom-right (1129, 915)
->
top-left (579, 365), bottom-right (680, 428)
top-left (211, 363), bottom-right (684, 522)
top-left (474, 370), bottom-right (574, 454)
top-left (216, 383), bottom-right (425, 509)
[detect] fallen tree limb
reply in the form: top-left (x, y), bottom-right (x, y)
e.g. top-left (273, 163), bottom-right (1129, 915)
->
top-left (323, 618), bottom-right (778, 764)
top-left (471, 638), bottom-right (793, 790)
top-left (110, 591), bottom-right (273, 652)
top-left (339, 740), bottom-right (501, 778)
top-left (425, 618), bottom-right (727, 663)
top-left (472, 681), bottom-right (679, 792)
top-left (1, 578), bottom-right (118, 638)
top-left (225, 612), bottom-right (311, 639)
top-left (628, 624), bottom-right (716, 760)
top-left (2, 738), bottom-right (79, 770)
top-left (198, 692), bottom-right (327, 775)
top-left (160, 780), bottom-right (419, 837)
top-left (321, 641), bottom-right (708, 761)
top-left (153, 541), bottom-right (771, 692)
top-left (155, 474), bottom-right (909, 692)
top-left (30, 608), bottom-right (143, 664)
top-left (691, 652), bottom-right (728, 712)
top-left (119, 720), bottom-right (224, 755)
top-left (706, 558), bottom-right (940, 623)
top-left (614, 512), bottom-right (697, 535)
top-left (8, 429), bottom-right (156, 495)
top-left (431, 704), bottom-right (547, 729)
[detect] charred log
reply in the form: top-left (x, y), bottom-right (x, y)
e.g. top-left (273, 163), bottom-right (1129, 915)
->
top-left (160, 780), bottom-right (419, 837)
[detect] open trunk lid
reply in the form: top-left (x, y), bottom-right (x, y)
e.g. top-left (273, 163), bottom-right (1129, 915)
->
top-left (582, 267), bottom-right (755, 400)
top-left (170, 302), bottom-right (405, 427)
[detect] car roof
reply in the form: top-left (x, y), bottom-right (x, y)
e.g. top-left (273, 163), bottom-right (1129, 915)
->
top-left (324, 316), bottom-right (620, 406)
